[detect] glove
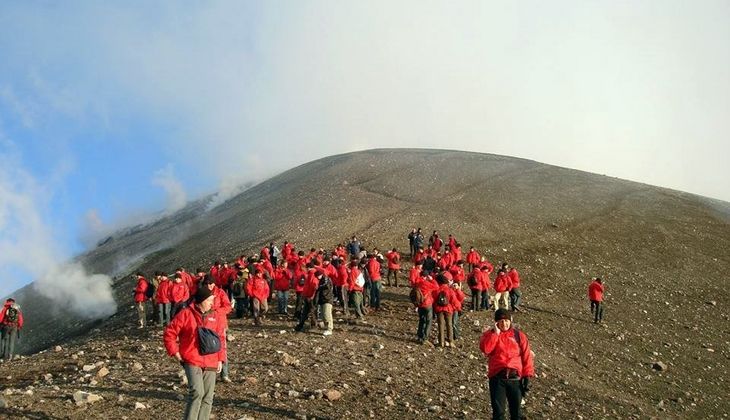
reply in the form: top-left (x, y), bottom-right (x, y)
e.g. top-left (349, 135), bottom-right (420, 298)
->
top-left (521, 377), bottom-right (530, 394)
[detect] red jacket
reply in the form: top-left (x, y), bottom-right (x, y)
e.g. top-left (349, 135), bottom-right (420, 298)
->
top-left (479, 269), bottom-right (492, 291)
top-left (509, 269), bottom-right (521, 289)
top-left (432, 284), bottom-right (455, 313)
top-left (409, 267), bottom-right (421, 286)
top-left (246, 275), bottom-right (271, 302)
top-left (322, 263), bottom-right (337, 281)
top-left (438, 254), bottom-right (452, 270)
top-left (451, 287), bottom-right (466, 312)
top-left (414, 276), bottom-right (439, 309)
top-left (479, 327), bottom-right (535, 379)
top-left (493, 273), bottom-right (512, 293)
top-left (366, 258), bottom-right (381, 281)
top-left (449, 265), bottom-right (465, 283)
top-left (156, 279), bottom-right (172, 304)
top-left (588, 280), bottom-right (604, 302)
top-left (466, 250), bottom-right (481, 265)
top-left (212, 286), bottom-right (232, 315)
top-left (169, 281), bottom-right (190, 304)
top-left (336, 265), bottom-right (349, 289)
top-left (0, 302), bottom-right (24, 329)
top-left (413, 250), bottom-right (426, 264)
top-left (164, 305), bottom-right (227, 368)
top-left (452, 247), bottom-right (462, 263)
top-left (385, 251), bottom-right (401, 270)
top-left (134, 277), bottom-right (149, 303)
top-left (273, 267), bottom-right (292, 291)
top-left (348, 267), bottom-right (365, 292)
top-left (302, 269), bottom-right (320, 299)
top-left (293, 263), bottom-right (306, 293)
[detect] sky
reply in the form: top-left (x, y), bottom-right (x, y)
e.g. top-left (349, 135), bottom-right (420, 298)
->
top-left (0, 1), bottom-right (729, 302)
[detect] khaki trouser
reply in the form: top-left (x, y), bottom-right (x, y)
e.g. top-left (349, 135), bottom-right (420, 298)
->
top-left (136, 302), bottom-right (146, 327)
top-left (183, 364), bottom-right (217, 420)
top-left (437, 312), bottom-right (454, 347)
top-left (253, 298), bottom-right (268, 325)
top-left (320, 303), bottom-right (333, 331)
top-left (494, 292), bottom-right (510, 310)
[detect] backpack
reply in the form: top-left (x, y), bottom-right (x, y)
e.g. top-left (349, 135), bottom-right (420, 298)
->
top-left (144, 282), bottom-right (155, 300)
top-left (231, 280), bottom-right (244, 296)
top-left (354, 273), bottom-right (365, 288)
top-left (436, 290), bottom-right (449, 307)
top-left (197, 323), bottom-right (221, 355)
top-left (5, 306), bottom-right (19, 323)
top-left (409, 287), bottom-right (424, 306)
top-left (467, 275), bottom-right (477, 287)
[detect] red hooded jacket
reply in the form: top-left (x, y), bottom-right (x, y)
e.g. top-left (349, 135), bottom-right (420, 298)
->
top-left (0, 301), bottom-right (24, 329)
top-left (451, 287), bottom-right (466, 312)
top-left (493, 272), bottom-right (512, 293)
top-left (432, 284), bottom-right (455, 313)
top-left (302, 269), bottom-right (320, 299)
top-left (134, 277), bottom-right (149, 303)
top-left (414, 275), bottom-right (439, 309)
top-left (449, 265), bottom-right (465, 283)
top-left (336, 264), bottom-right (349, 289)
top-left (479, 327), bottom-right (535, 379)
top-left (156, 279), bottom-right (172, 304)
top-left (466, 250), bottom-right (481, 266)
top-left (366, 258), bottom-right (381, 281)
top-left (348, 266), bottom-right (365, 292)
top-left (246, 275), bottom-right (271, 303)
top-left (169, 280), bottom-right (190, 304)
top-left (273, 267), bottom-right (292, 291)
top-left (164, 305), bottom-right (227, 369)
top-left (385, 251), bottom-right (401, 270)
top-left (509, 269), bottom-right (521, 289)
top-left (588, 280), bottom-right (604, 302)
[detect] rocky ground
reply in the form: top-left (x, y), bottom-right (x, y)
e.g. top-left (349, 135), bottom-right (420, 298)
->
top-left (2, 149), bottom-right (729, 419)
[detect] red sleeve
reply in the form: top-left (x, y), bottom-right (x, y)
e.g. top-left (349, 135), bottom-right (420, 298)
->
top-left (519, 330), bottom-right (535, 377)
top-left (163, 310), bottom-right (185, 356)
top-left (479, 330), bottom-right (499, 356)
top-left (18, 311), bottom-right (24, 329)
top-left (0, 308), bottom-right (4, 324)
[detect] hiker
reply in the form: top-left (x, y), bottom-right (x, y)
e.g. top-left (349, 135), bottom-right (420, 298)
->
top-left (432, 273), bottom-right (456, 347)
top-left (293, 252), bottom-right (306, 318)
top-left (385, 248), bottom-right (401, 287)
top-left (413, 228), bottom-right (424, 257)
top-left (409, 262), bottom-right (422, 287)
top-left (407, 228), bottom-right (417, 257)
top-left (133, 273), bottom-right (150, 328)
top-left (246, 267), bottom-right (270, 326)
top-left (493, 270), bottom-right (512, 311)
top-left (294, 263), bottom-right (320, 332)
top-left (0, 298), bottom-right (23, 361)
top-left (412, 270), bottom-right (438, 344)
top-left (170, 273), bottom-right (191, 320)
top-left (150, 272), bottom-right (161, 324)
top-left (504, 264), bottom-right (522, 311)
top-left (429, 230), bottom-right (442, 252)
top-left (449, 260), bottom-right (466, 290)
top-left (479, 309), bottom-right (535, 420)
top-left (347, 260), bottom-right (366, 320)
top-left (347, 236), bottom-right (361, 258)
top-left (466, 247), bottom-right (481, 272)
top-left (450, 279), bottom-right (465, 341)
top-left (164, 286), bottom-right (227, 420)
top-left (366, 252), bottom-right (382, 309)
top-left (231, 267), bottom-right (249, 319)
top-left (333, 257), bottom-right (349, 315)
top-left (156, 273), bottom-right (173, 326)
top-left (273, 261), bottom-right (291, 315)
top-left (480, 259), bottom-right (495, 310)
top-left (467, 265), bottom-right (485, 311)
top-left (316, 270), bottom-right (334, 336)
top-left (202, 276), bottom-right (232, 383)
top-left (588, 277), bottom-right (605, 323)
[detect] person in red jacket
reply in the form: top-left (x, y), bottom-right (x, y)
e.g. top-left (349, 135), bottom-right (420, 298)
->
top-left (409, 263), bottom-right (422, 287)
top-left (366, 253), bottom-right (382, 309)
top-left (449, 260), bottom-right (466, 289)
top-left (413, 271), bottom-right (438, 344)
top-left (348, 260), bottom-right (366, 320)
top-left (385, 248), bottom-right (401, 287)
top-left (292, 252), bottom-right (307, 318)
top-left (295, 263), bottom-right (320, 331)
top-left (164, 286), bottom-right (227, 420)
top-left (588, 277), bottom-right (605, 323)
top-left (493, 270), bottom-right (512, 311)
top-left (156, 274), bottom-right (173, 326)
top-left (504, 263), bottom-right (523, 312)
top-left (273, 261), bottom-right (292, 315)
top-left (0, 298), bottom-right (24, 361)
top-left (246, 268), bottom-right (270, 326)
top-left (169, 273), bottom-right (191, 320)
top-left (466, 247), bottom-right (481, 272)
top-left (449, 280), bottom-right (466, 340)
top-left (479, 309), bottom-right (535, 420)
top-left (334, 257), bottom-right (350, 316)
top-left (432, 273), bottom-right (456, 348)
top-left (480, 259), bottom-right (495, 310)
top-left (133, 273), bottom-right (150, 328)
top-left (200, 276), bottom-right (232, 383)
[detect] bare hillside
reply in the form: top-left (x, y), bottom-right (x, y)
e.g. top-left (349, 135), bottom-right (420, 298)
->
top-left (2, 148), bottom-right (728, 419)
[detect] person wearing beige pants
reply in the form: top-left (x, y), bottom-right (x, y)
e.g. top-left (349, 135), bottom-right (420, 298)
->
top-left (493, 291), bottom-right (510, 310)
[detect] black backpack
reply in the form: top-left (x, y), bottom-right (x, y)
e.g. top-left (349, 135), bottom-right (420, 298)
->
top-left (196, 313), bottom-right (221, 355)
top-left (5, 306), bottom-right (19, 323)
top-left (145, 281), bottom-right (155, 300)
top-left (436, 290), bottom-right (449, 307)
top-left (231, 280), bottom-right (244, 296)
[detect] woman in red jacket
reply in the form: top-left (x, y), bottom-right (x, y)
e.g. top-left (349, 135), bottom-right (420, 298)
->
top-left (164, 286), bottom-right (227, 420)
top-left (493, 270), bottom-right (512, 311)
top-left (273, 261), bottom-right (292, 315)
top-left (348, 261), bottom-right (366, 320)
top-left (466, 247), bottom-right (481, 272)
top-left (479, 309), bottom-right (535, 420)
top-left (156, 275), bottom-right (173, 326)
top-left (133, 273), bottom-right (149, 328)
top-left (431, 274), bottom-right (456, 348)
top-left (246, 268), bottom-right (270, 326)
top-left (169, 274), bottom-right (190, 320)
top-left (385, 248), bottom-right (401, 287)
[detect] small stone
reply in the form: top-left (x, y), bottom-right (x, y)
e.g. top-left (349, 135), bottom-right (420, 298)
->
top-left (652, 362), bottom-right (668, 371)
top-left (288, 390), bottom-right (300, 398)
top-left (135, 402), bottom-right (147, 409)
top-left (428, 405), bottom-right (442, 413)
top-left (132, 362), bottom-right (143, 371)
top-left (73, 391), bottom-right (103, 405)
top-left (281, 353), bottom-right (300, 367)
top-left (54, 346), bottom-right (63, 352)
top-left (356, 370), bottom-right (366, 376)
top-left (82, 364), bottom-right (96, 372)
top-left (325, 389), bottom-right (342, 401)
top-left (385, 395), bottom-right (395, 406)
top-left (245, 377), bottom-right (258, 385)
top-left (97, 367), bottom-right (110, 378)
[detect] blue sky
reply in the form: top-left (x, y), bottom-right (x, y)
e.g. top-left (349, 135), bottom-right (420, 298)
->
top-left (1, 1), bottom-right (729, 298)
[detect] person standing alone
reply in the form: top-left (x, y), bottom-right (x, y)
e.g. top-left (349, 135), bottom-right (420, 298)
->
top-left (0, 298), bottom-right (23, 361)
top-left (588, 277), bottom-right (605, 323)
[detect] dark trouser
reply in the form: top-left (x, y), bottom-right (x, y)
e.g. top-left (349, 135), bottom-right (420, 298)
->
top-left (151, 299), bottom-right (160, 324)
top-left (340, 287), bottom-right (350, 315)
top-left (183, 363), bottom-right (217, 420)
top-left (294, 293), bottom-right (303, 318)
top-left (171, 302), bottom-right (187, 320)
top-left (510, 288), bottom-right (522, 310)
top-left (234, 297), bottom-right (247, 318)
top-left (295, 299), bottom-right (314, 331)
top-left (253, 298), bottom-right (268, 325)
top-left (591, 300), bottom-right (604, 322)
top-left (471, 289), bottom-right (481, 311)
top-left (276, 290), bottom-right (289, 314)
top-left (158, 303), bottom-right (171, 326)
top-left (351, 291), bottom-right (364, 319)
top-left (481, 289), bottom-right (490, 310)
top-left (387, 269), bottom-right (399, 286)
top-left (1, 325), bottom-right (18, 360)
top-left (417, 306), bottom-right (433, 341)
top-left (488, 374), bottom-right (522, 420)
top-left (363, 282), bottom-right (371, 307)
top-left (453, 311), bottom-right (460, 339)
top-left (370, 281), bottom-right (382, 309)
top-left (436, 311), bottom-right (454, 347)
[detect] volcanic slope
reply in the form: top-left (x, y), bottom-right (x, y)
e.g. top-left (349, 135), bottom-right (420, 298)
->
top-left (1, 148), bottom-right (728, 419)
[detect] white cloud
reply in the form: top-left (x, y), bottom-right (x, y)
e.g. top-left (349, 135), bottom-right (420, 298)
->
top-left (152, 164), bottom-right (187, 215)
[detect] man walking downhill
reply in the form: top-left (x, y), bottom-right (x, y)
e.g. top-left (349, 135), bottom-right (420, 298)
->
top-left (588, 277), bottom-right (605, 323)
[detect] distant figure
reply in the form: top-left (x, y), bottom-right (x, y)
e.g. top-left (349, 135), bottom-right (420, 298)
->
top-left (480, 309), bottom-right (535, 420)
top-left (0, 298), bottom-right (24, 361)
top-left (407, 228), bottom-right (417, 257)
top-left (412, 228), bottom-right (424, 259)
top-left (588, 277), bottom-right (605, 323)
top-left (133, 273), bottom-right (150, 329)
top-left (385, 248), bottom-right (401, 287)
top-left (503, 263), bottom-right (522, 312)
top-left (347, 236), bottom-right (361, 257)
top-left (493, 269), bottom-right (512, 311)
top-left (164, 287), bottom-right (227, 420)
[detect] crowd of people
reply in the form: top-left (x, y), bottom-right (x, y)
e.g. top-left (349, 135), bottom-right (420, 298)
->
top-left (130, 229), bottom-right (606, 420)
